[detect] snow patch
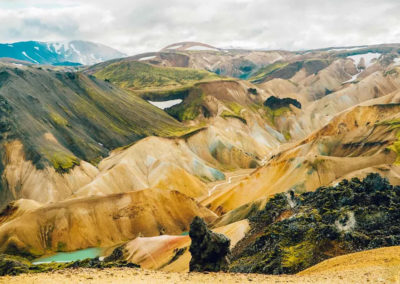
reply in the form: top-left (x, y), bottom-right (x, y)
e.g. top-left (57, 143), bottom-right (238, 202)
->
top-left (139, 56), bottom-right (156, 61)
top-left (185, 45), bottom-right (219, 51)
top-left (328, 47), bottom-right (365, 52)
top-left (52, 41), bottom-right (69, 54)
top-left (393, 57), bottom-right (400, 66)
top-left (347, 52), bottom-right (381, 69)
top-left (148, 99), bottom-right (183, 109)
top-left (22, 51), bottom-right (38, 63)
top-left (167, 44), bottom-right (183, 50)
top-left (343, 73), bottom-right (360, 84)
top-left (343, 52), bottom-right (381, 83)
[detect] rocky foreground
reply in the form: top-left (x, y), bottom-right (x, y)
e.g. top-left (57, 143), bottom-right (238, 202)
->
top-left (1, 246), bottom-right (399, 283)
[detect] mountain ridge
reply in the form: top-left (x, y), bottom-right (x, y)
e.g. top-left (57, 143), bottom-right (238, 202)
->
top-left (0, 40), bottom-right (126, 65)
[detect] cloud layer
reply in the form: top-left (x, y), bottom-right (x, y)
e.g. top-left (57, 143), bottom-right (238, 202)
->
top-left (1, 0), bottom-right (399, 55)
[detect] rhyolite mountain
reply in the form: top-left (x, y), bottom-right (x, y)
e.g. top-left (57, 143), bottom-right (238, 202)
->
top-left (0, 40), bottom-right (126, 65)
top-left (1, 41), bottom-right (400, 279)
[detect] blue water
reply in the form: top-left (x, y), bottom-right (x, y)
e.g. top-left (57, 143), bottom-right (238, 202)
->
top-left (32, 247), bottom-right (102, 264)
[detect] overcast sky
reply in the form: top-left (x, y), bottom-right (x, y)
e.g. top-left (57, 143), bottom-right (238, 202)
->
top-left (0, 0), bottom-right (399, 55)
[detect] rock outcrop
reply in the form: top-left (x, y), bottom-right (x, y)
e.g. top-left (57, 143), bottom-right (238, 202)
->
top-left (189, 216), bottom-right (230, 272)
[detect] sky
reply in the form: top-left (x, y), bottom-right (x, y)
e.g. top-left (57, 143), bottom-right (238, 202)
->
top-left (0, 0), bottom-right (399, 55)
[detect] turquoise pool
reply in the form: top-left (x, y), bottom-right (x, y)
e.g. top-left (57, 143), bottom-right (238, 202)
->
top-left (32, 247), bottom-right (103, 264)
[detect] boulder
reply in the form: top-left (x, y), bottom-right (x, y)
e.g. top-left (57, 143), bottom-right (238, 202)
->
top-left (189, 216), bottom-right (230, 272)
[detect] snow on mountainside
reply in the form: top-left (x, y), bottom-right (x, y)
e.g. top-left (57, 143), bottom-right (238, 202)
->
top-left (0, 40), bottom-right (126, 65)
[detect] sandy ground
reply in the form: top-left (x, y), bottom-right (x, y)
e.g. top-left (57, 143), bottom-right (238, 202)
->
top-left (0, 266), bottom-right (398, 284)
top-left (3, 246), bottom-right (400, 283)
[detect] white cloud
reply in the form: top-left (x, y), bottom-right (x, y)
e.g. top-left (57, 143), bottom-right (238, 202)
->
top-left (0, 0), bottom-right (399, 55)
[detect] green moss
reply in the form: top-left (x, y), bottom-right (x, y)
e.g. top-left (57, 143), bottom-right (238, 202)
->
top-left (283, 131), bottom-right (291, 141)
top-left (388, 140), bottom-right (400, 164)
top-left (230, 173), bottom-right (400, 275)
top-left (47, 151), bottom-right (80, 173)
top-left (166, 87), bottom-right (205, 122)
top-left (226, 102), bottom-right (244, 116)
top-left (263, 106), bottom-right (291, 126)
top-left (49, 112), bottom-right (68, 127)
top-left (249, 62), bottom-right (289, 83)
top-left (0, 254), bottom-right (30, 276)
top-left (220, 110), bottom-right (247, 124)
top-left (93, 61), bottom-right (220, 91)
top-left (281, 241), bottom-right (315, 271)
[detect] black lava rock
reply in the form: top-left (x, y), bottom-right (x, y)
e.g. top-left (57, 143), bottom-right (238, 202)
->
top-left (189, 216), bottom-right (231, 272)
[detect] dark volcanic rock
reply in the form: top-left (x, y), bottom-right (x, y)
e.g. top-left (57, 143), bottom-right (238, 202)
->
top-left (189, 216), bottom-right (231, 272)
top-left (229, 173), bottom-right (400, 274)
top-left (264, 96), bottom-right (301, 110)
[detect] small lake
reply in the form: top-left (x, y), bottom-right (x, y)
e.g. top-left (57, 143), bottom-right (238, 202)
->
top-left (32, 247), bottom-right (103, 264)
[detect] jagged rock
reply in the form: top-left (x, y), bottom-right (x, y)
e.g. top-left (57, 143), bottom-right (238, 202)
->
top-left (189, 216), bottom-right (230, 272)
top-left (104, 246), bottom-right (125, 262)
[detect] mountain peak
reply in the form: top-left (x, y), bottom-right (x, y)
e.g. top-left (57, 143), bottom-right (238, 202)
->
top-left (161, 41), bottom-right (220, 52)
top-left (0, 40), bottom-right (126, 66)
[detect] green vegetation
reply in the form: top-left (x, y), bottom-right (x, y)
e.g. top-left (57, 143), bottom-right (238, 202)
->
top-left (93, 61), bottom-right (220, 91)
top-left (376, 119), bottom-right (400, 164)
top-left (230, 173), bottom-right (400, 274)
top-left (388, 130), bottom-right (400, 164)
top-left (220, 110), bottom-right (247, 124)
top-left (49, 112), bottom-right (68, 127)
top-left (46, 151), bottom-right (80, 173)
top-left (165, 87), bottom-right (206, 121)
top-left (263, 106), bottom-right (291, 126)
top-left (0, 253), bottom-right (139, 276)
top-left (0, 66), bottom-right (188, 175)
top-left (226, 102), bottom-right (244, 115)
top-left (249, 62), bottom-right (289, 83)
top-left (249, 59), bottom-right (329, 84)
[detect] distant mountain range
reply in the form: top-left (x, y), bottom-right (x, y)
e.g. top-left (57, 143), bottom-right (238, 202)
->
top-left (0, 40), bottom-right (126, 65)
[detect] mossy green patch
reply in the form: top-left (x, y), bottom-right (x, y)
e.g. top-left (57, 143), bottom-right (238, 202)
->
top-left (230, 173), bottom-right (400, 274)
top-left (93, 61), bottom-right (220, 91)
top-left (281, 241), bottom-right (316, 271)
top-left (220, 110), bottom-right (247, 124)
top-left (249, 62), bottom-right (289, 83)
top-left (49, 112), bottom-right (68, 127)
top-left (166, 87), bottom-right (205, 122)
top-left (48, 151), bottom-right (80, 173)
top-left (388, 130), bottom-right (400, 164)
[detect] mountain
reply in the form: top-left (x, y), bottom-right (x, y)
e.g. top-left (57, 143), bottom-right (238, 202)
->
top-left (0, 40), bottom-right (126, 65)
top-left (1, 41), bottom-right (400, 282)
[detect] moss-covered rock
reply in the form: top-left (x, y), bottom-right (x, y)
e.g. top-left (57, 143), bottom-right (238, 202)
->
top-left (0, 253), bottom-right (140, 276)
top-left (230, 173), bottom-right (400, 274)
top-left (0, 254), bottom-right (30, 276)
top-left (189, 216), bottom-right (231, 272)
